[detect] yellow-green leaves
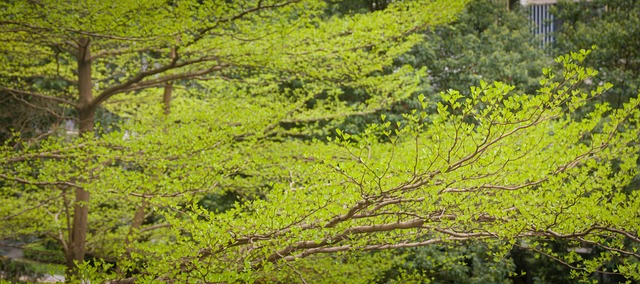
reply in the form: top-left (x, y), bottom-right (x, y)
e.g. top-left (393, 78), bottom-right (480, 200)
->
top-left (3, 0), bottom-right (639, 282)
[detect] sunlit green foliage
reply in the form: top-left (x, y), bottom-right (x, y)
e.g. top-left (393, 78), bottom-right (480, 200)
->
top-left (50, 51), bottom-right (640, 282)
top-left (0, 0), bottom-right (639, 283)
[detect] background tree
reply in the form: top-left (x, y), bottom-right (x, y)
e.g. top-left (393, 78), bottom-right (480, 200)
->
top-left (553, 0), bottom-right (640, 108)
top-left (305, 0), bottom-right (552, 140)
top-left (408, 0), bottom-right (551, 95)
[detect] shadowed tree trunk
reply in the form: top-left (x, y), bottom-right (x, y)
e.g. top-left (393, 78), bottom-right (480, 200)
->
top-left (162, 47), bottom-right (175, 115)
top-left (67, 37), bottom-right (94, 277)
top-left (162, 46), bottom-right (178, 115)
top-left (163, 83), bottom-right (173, 115)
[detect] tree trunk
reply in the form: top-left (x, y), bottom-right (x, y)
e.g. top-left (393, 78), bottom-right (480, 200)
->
top-left (67, 37), bottom-right (94, 277)
top-left (163, 82), bottom-right (173, 115)
top-left (124, 199), bottom-right (148, 258)
top-left (163, 47), bottom-right (176, 115)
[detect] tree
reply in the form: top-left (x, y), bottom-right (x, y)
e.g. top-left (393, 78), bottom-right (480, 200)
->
top-left (411, 0), bottom-right (552, 95)
top-left (318, 0), bottom-right (553, 140)
top-left (85, 51), bottom-right (639, 283)
top-left (552, 0), bottom-right (640, 108)
top-left (1, 1), bottom-right (640, 283)
top-left (0, 0), bottom-right (467, 278)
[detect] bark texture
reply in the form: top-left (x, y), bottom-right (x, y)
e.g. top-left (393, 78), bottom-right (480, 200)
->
top-left (67, 37), bottom-right (93, 275)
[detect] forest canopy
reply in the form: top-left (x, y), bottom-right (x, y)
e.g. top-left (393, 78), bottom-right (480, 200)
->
top-left (0, 0), bottom-right (639, 283)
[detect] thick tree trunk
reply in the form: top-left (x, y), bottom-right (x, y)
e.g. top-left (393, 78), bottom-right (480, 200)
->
top-left (67, 37), bottom-right (94, 276)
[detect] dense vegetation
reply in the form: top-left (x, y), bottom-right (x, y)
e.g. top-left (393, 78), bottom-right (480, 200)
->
top-left (1, 0), bottom-right (639, 283)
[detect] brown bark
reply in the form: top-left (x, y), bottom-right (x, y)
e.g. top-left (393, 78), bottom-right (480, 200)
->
top-left (163, 83), bottom-right (173, 115)
top-left (77, 38), bottom-right (95, 135)
top-left (67, 37), bottom-right (94, 276)
top-left (163, 47), bottom-right (176, 115)
top-left (124, 199), bottom-right (148, 257)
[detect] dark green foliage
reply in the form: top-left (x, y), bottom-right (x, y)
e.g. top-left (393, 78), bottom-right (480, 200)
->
top-left (407, 0), bottom-right (551, 96)
top-left (23, 240), bottom-right (66, 264)
top-left (0, 92), bottom-right (63, 144)
top-left (0, 256), bottom-right (45, 283)
top-left (325, 0), bottom-right (393, 15)
top-left (377, 242), bottom-right (515, 284)
top-left (197, 190), bottom-right (241, 213)
top-left (510, 241), bottom-right (638, 284)
top-left (553, 0), bottom-right (640, 108)
top-left (329, 0), bottom-right (552, 137)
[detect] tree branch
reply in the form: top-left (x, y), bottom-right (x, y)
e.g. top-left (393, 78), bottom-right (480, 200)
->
top-left (91, 55), bottom-right (223, 108)
top-left (0, 191), bottom-right (65, 221)
top-left (188, 0), bottom-right (303, 45)
top-left (0, 86), bottom-right (75, 106)
top-left (0, 173), bottom-right (82, 188)
top-left (91, 46), bottom-right (154, 60)
top-left (112, 63), bottom-right (229, 95)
